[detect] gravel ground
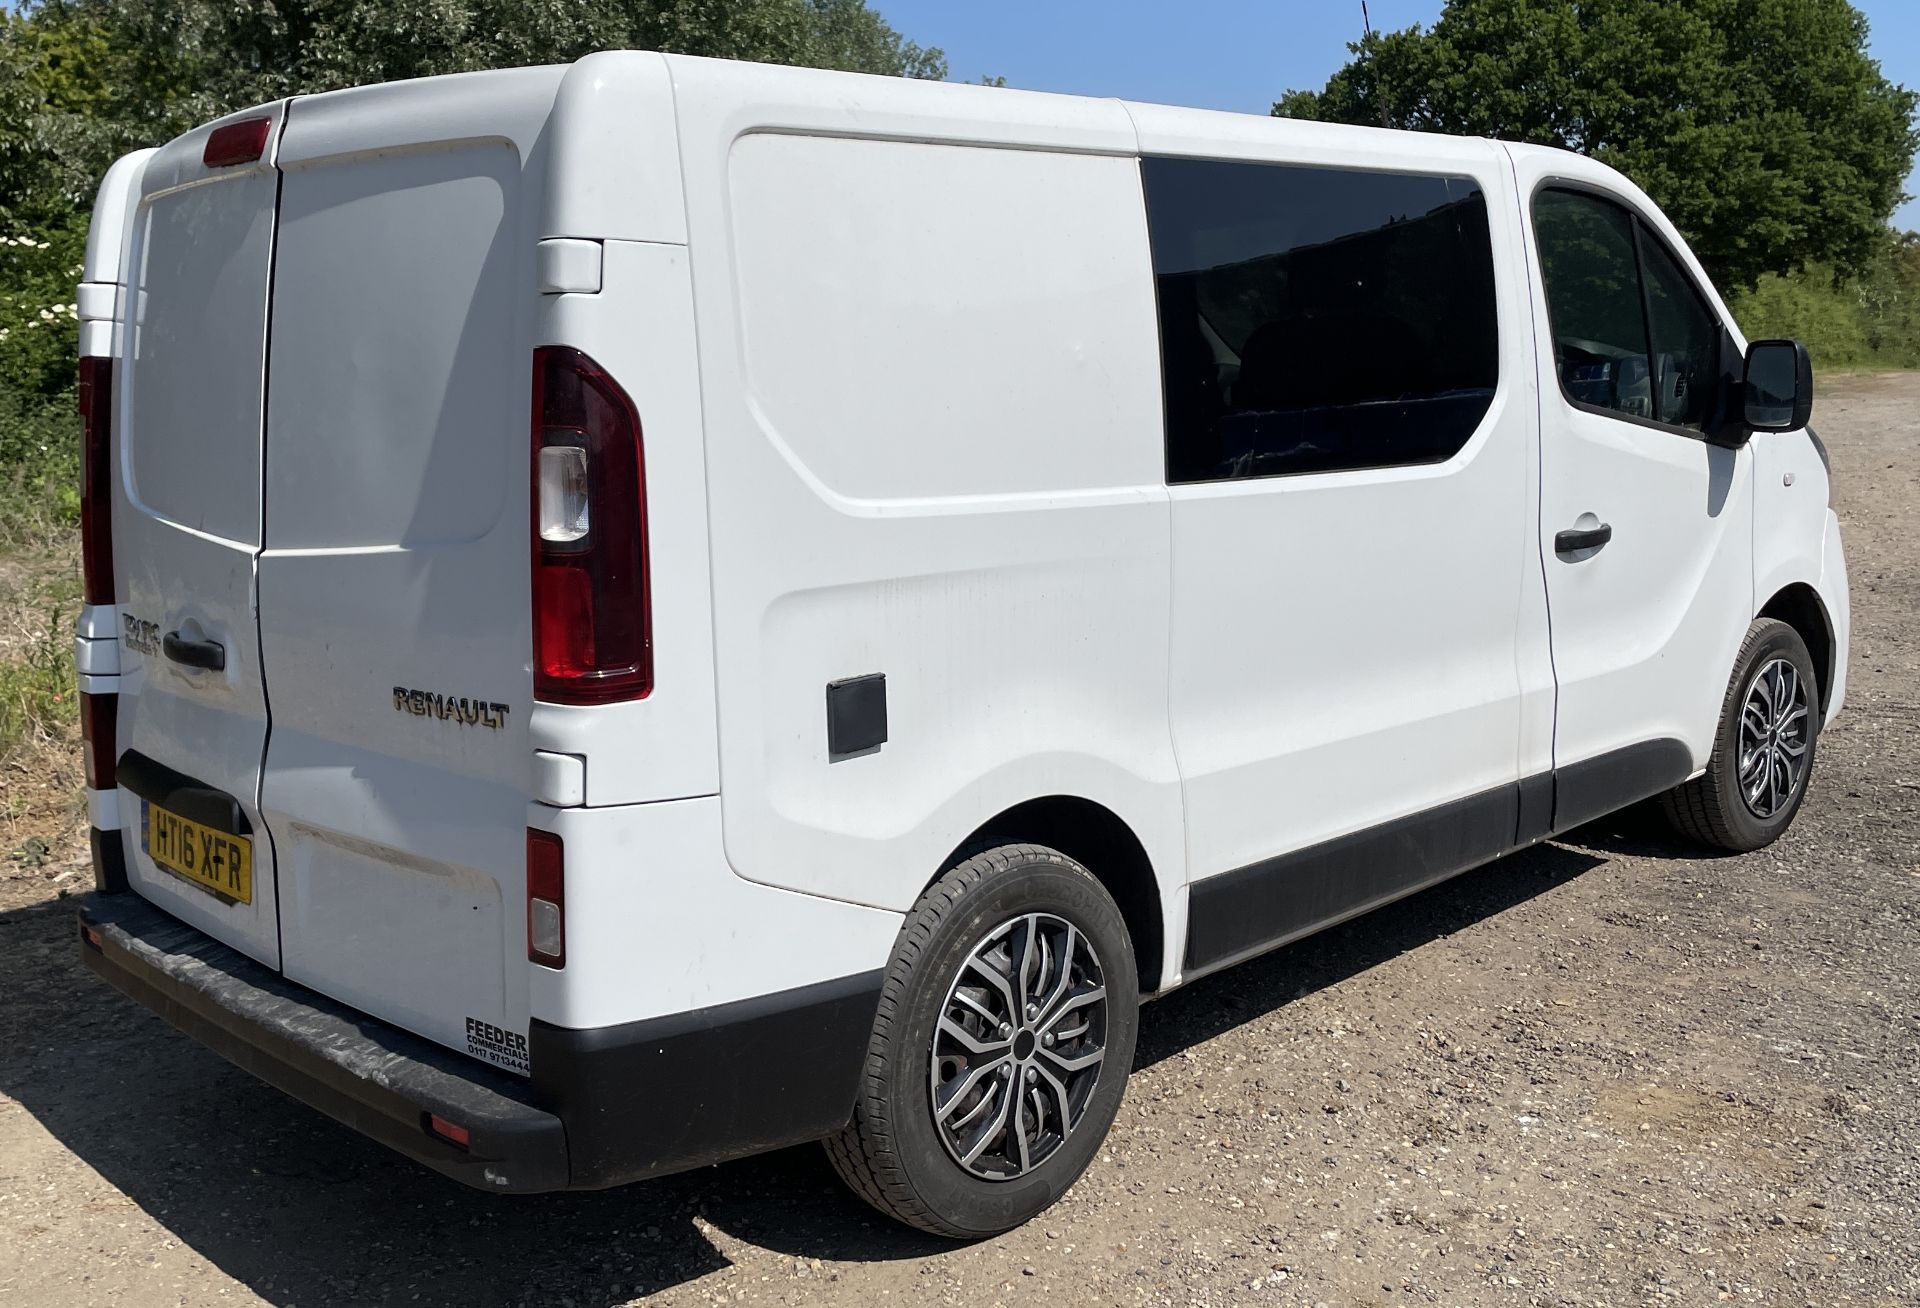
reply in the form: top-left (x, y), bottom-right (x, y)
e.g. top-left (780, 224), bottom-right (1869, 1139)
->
top-left (1, 373), bottom-right (1915, 1308)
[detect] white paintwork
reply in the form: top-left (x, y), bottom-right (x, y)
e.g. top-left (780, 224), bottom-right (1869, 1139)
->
top-left (1132, 109), bottom-right (1552, 886)
top-left (1505, 145), bottom-right (1758, 775)
top-left (87, 787), bottom-right (120, 832)
top-left (72, 148), bottom-right (155, 765)
top-left (80, 55), bottom-right (1848, 1075)
top-left (533, 750), bottom-right (587, 807)
top-left (675, 82), bottom-right (1185, 950)
top-left (254, 67), bottom-right (562, 1064)
top-left (530, 795), bottom-right (904, 1028)
top-left (525, 236), bottom-right (720, 808)
top-left (536, 238), bottom-right (603, 294)
top-left (112, 103), bottom-right (289, 968)
top-left (1816, 511), bottom-right (1851, 724)
top-left (73, 634), bottom-right (119, 677)
top-left (1751, 422), bottom-right (1849, 721)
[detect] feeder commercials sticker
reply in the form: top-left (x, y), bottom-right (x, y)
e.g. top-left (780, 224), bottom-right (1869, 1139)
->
top-left (466, 1016), bottom-right (531, 1075)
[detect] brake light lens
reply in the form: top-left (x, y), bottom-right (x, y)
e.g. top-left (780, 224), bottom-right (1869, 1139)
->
top-left (80, 692), bottom-right (117, 791)
top-left (531, 347), bottom-right (650, 703)
top-left (203, 117), bottom-right (271, 168)
top-left (527, 828), bottom-right (565, 968)
top-left (78, 356), bottom-right (114, 604)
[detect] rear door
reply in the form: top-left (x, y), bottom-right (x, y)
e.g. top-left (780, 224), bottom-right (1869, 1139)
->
top-left (253, 70), bottom-right (561, 1069)
top-left (113, 106), bottom-right (289, 967)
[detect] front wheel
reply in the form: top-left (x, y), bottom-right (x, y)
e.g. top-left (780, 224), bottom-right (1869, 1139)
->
top-left (825, 843), bottom-right (1138, 1238)
top-left (1661, 617), bottom-right (1820, 852)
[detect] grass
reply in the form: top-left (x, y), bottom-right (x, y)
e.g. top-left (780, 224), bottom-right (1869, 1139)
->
top-left (0, 530), bottom-right (80, 760)
top-left (0, 531), bottom-right (84, 883)
top-left (0, 615), bottom-right (76, 757)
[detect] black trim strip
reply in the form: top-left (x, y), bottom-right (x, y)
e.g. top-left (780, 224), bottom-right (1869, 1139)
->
top-left (90, 826), bottom-right (129, 893)
top-left (1551, 738), bottom-right (1694, 835)
top-left (115, 750), bottom-right (252, 836)
top-left (1516, 771), bottom-right (1554, 847)
top-left (1186, 780), bottom-right (1522, 975)
top-left (1183, 740), bottom-right (1695, 977)
top-left (530, 969), bottom-right (884, 1189)
top-left (80, 891), bottom-right (567, 1193)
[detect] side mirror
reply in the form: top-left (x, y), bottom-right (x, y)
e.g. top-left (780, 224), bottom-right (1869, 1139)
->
top-left (1744, 339), bottom-right (1813, 432)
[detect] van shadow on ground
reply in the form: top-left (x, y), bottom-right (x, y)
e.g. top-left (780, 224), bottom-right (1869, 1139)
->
top-left (0, 835), bottom-right (1622, 1307)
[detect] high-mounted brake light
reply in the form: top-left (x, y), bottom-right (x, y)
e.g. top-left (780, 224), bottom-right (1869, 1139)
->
top-left (202, 117), bottom-right (271, 168)
top-left (80, 693), bottom-right (118, 791)
top-left (527, 828), bottom-right (566, 968)
top-left (77, 356), bottom-right (113, 604)
top-left (531, 347), bottom-right (651, 704)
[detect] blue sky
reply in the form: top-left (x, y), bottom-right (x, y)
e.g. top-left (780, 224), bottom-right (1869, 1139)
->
top-left (876, 0), bottom-right (1920, 231)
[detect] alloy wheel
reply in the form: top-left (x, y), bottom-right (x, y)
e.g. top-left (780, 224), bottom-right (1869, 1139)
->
top-left (1738, 656), bottom-right (1811, 819)
top-left (928, 912), bottom-right (1108, 1180)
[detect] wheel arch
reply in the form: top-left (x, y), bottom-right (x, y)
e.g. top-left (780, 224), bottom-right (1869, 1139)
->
top-left (941, 796), bottom-right (1167, 996)
top-left (1759, 582), bottom-right (1834, 715)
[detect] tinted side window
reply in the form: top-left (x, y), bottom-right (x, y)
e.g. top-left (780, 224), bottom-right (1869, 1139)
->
top-left (1533, 189), bottom-right (1654, 420)
top-left (1534, 187), bottom-right (1727, 434)
top-left (1143, 158), bottom-right (1500, 484)
top-left (1639, 235), bottom-right (1719, 431)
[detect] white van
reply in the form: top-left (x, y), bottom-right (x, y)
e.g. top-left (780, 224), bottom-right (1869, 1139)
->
top-left (74, 53), bottom-right (1848, 1237)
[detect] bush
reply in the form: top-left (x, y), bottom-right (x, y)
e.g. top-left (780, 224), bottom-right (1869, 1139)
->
top-left (0, 213), bottom-right (84, 545)
top-left (1726, 233), bottom-right (1920, 371)
top-left (0, 607), bottom-right (76, 758)
top-left (0, 391), bottom-right (79, 545)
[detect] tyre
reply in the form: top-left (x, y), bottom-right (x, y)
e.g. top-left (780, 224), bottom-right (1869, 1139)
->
top-left (1661, 618), bottom-right (1820, 852)
top-left (825, 843), bottom-right (1139, 1238)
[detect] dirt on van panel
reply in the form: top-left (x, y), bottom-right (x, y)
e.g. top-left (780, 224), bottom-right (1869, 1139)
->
top-left (1, 373), bottom-right (1916, 1307)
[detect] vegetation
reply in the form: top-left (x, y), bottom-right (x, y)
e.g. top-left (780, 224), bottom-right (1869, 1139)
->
top-left (0, 0), bottom-right (942, 759)
top-left (0, 0), bottom-right (944, 534)
top-left (1728, 234), bottom-right (1920, 370)
top-left (1276, 0), bottom-right (1916, 290)
top-left (1277, 0), bottom-right (1920, 368)
top-left (0, 605), bottom-right (76, 756)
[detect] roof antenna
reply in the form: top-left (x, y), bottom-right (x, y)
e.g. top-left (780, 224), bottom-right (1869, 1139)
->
top-left (1362, 1), bottom-right (1391, 129)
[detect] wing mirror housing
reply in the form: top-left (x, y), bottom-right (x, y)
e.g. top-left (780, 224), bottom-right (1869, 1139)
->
top-left (1743, 338), bottom-right (1813, 433)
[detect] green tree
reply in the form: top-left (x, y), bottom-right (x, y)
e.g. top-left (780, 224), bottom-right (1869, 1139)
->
top-left (1275, 0), bottom-right (1918, 290)
top-left (0, 0), bottom-right (943, 225)
top-left (0, 0), bottom-right (945, 530)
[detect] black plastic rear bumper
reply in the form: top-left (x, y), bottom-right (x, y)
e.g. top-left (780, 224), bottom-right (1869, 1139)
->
top-left (78, 889), bottom-right (882, 1193)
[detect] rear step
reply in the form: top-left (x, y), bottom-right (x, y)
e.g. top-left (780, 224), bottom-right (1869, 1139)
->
top-left (79, 892), bottom-right (569, 1192)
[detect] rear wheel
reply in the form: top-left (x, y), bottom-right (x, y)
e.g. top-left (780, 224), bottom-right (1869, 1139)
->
top-left (1661, 618), bottom-right (1820, 852)
top-left (825, 843), bottom-right (1138, 1238)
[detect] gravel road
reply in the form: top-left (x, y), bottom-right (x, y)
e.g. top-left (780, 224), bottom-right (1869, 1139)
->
top-left (2, 373), bottom-right (1915, 1308)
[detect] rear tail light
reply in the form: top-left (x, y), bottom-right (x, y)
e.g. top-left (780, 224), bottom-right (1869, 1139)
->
top-left (202, 117), bottom-right (271, 168)
top-left (527, 828), bottom-right (566, 968)
top-left (80, 692), bottom-right (117, 791)
top-left (531, 347), bottom-right (651, 704)
top-left (425, 1113), bottom-right (471, 1149)
top-left (77, 356), bottom-right (114, 604)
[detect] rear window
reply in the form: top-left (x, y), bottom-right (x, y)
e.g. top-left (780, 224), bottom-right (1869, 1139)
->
top-left (1143, 158), bottom-right (1500, 484)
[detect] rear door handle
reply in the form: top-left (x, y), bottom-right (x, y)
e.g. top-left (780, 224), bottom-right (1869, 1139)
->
top-left (162, 631), bottom-right (226, 671)
top-left (1554, 523), bottom-right (1613, 557)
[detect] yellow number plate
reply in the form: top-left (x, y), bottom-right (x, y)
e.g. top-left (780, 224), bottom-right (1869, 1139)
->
top-left (143, 801), bottom-right (252, 905)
